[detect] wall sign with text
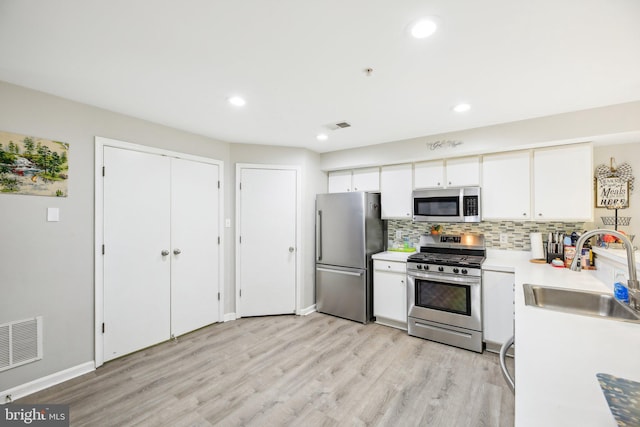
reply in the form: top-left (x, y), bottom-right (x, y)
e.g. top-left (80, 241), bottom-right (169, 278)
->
top-left (596, 177), bottom-right (629, 208)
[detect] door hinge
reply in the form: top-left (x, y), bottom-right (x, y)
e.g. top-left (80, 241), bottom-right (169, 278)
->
top-left (239, 289), bottom-right (242, 298)
top-left (102, 244), bottom-right (105, 255)
top-left (102, 323), bottom-right (105, 333)
top-left (218, 236), bottom-right (220, 245)
top-left (239, 182), bottom-right (242, 190)
top-left (218, 180), bottom-right (220, 189)
top-left (102, 166), bottom-right (105, 177)
top-left (217, 292), bottom-right (220, 301)
top-left (239, 236), bottom-right (242, 244)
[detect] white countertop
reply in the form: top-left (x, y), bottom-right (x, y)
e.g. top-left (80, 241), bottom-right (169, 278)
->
top-left (371, 250), bottom-right (415, 262)
top-left (593, 245), bottom-right (640, 270)
top-left (487, 249), bottom-right (640, 427)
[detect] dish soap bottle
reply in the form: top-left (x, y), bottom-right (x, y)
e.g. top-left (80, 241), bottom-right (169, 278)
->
top-left (613, 272), bottom-right (629, 303)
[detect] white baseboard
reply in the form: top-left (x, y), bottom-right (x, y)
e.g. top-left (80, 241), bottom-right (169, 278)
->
top-left (297, 304), bottom-right (316, 316)
top-left (1, 361), bottom-right (95, 404)
top-left (374, 317), bottom-right (408, 331)
top-left (223, 313), bottom-right (237, 322)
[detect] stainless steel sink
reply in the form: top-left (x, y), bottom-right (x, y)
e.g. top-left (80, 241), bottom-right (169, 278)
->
top-left (523, 284), bottom-right (640, 323)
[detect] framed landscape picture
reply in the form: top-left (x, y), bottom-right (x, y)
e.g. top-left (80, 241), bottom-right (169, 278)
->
top-left (0, 130), bottom-right (69, 197)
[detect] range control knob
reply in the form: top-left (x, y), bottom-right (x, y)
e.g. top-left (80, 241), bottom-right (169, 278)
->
top-left (438, 266), bottom-right (444, 272)
top-left (424, 265), bottom-right (429, 271)
top-left (453, 268), bottom-right (459, 274)
top-left (461, 269), bottom-right (468, 275)
top-left (417, 264), bottom-right (422, 270)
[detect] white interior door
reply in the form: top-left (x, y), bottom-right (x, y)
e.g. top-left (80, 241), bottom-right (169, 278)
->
top-left (170, 158), bottom-right (220, 336)
top-left (238, 167), bottom-right (297, 316)
top-left (103, 147), bottom-right (171, 361)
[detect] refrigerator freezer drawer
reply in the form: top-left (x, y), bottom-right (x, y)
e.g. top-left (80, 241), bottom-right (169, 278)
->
top-left (316, 265), bottom-right (370, 324)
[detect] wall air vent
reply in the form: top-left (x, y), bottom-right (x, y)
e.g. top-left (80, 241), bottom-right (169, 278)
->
top-left (0, 316), bottom-right (43, 372)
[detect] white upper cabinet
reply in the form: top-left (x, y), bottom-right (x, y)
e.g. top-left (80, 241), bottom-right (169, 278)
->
top-left (352, 167), bottom-right (380, 191)
top-left (445, 156), bottom-right (481, 187)
top-left (414, 160), bottom-right (444, 188)
top-left (533, 144), bottom-right (593, 221)
top-left (482, 150), bottom-right (531, 220)
top-left (381, 164), bottom-right (413, 219)
top-left (414, 157), bottom-right (480, 189)
top-left (328, 168), bottom-right (380, 193)
top-left (327, 170), bottom-right (352, 193)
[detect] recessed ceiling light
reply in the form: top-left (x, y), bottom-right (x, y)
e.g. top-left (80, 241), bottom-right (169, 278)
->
top-left (410, 18), bottom-right (438, 39)
top-left (453, 103), bottom-right (471, 113)
top-left (316, 133), bottom-right (328, 141)
top-left (228, 96), bottom-right (246, 107)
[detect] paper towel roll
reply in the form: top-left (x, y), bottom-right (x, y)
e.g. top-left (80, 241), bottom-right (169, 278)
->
top-left (530, 232), bottom-right (545, 259)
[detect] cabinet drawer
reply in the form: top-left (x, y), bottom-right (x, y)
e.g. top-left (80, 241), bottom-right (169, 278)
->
top-left (374, 260), bottom-right (406, 273)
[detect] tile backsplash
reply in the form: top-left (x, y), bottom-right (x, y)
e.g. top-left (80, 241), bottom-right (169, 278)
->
top-left (388, 220), bottom-right (586, 251)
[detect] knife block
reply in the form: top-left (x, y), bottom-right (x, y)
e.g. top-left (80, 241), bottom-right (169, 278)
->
top-left (545, 245), bottom-right (563, 264)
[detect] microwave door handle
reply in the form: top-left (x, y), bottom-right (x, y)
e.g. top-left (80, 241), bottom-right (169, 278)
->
top-left (459, 189), bottom-right (465, 220)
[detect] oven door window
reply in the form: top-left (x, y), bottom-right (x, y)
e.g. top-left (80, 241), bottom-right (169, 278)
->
top-left (415, 278), bottom-right (471, 316)
top-left (414, 196), bottom-right (459, 217)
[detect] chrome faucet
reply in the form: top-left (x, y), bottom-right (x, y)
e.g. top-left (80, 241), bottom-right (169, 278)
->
top-left (570, 229), bottom-right (639, 310)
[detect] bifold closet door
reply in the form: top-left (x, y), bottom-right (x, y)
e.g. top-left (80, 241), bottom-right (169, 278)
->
top-left (170, 158), bottom-right (220, 336)
top-left (103, 147), bottom-right (171, 361)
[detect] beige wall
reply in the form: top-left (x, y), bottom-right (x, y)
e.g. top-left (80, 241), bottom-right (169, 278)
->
top-left (320, 101), bottom-right (640, 171)
top-left (229, 144), bottom-right (325, 311)
top-left (0, 80), bottom-right (326, 393)
top-left (1, 76), bottom-right (638, 396)
top-left (593, 142), bottom-right (640, 236)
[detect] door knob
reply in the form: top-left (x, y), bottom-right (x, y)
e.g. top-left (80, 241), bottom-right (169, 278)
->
top-left (289, 246), bottom-right (295, 253)
top-left (161, 249), bottom-right (170, 256)
top-left (173, 249), bottom-right (182, 255)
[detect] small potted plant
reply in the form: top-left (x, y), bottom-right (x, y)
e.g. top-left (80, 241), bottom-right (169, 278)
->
top-left (431, 224), bottom-right (442, 235)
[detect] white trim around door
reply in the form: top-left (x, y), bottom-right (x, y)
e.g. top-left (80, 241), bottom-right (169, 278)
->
top-left (235, 164), bottom-right (302, 318)
top-left (94, 136), bottom-right (224, 368)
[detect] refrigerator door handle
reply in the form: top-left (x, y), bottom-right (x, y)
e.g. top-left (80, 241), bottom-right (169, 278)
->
top-left (316, 267), bottom-right (364, 277)
top-left (317, 210), bottom-right (323, 261)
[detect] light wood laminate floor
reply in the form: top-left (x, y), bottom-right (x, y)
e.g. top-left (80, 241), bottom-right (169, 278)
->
top-left (19, 313), bottom-right (515, 426)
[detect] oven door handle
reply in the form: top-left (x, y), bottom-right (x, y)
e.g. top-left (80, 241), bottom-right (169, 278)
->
top-left (408, 271), bottom-right (480, 286)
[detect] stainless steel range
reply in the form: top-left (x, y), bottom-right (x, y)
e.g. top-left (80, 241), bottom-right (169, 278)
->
top-left (407, 233), bottom-right (486, 352)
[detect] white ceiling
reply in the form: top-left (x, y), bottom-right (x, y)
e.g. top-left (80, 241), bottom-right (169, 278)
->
top-left (1, 0), bottom-right (639, 153)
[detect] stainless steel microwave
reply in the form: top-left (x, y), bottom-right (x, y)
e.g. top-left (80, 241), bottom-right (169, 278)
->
top-left (412, 187), bottom-right (481, 223)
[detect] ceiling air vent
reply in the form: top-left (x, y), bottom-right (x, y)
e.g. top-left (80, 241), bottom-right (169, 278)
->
top-left (325, 121), bottom-right (352, 131)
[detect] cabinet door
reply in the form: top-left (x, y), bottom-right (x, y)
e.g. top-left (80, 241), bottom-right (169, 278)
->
top-left (414, 160), bottom-right (444, 188)
top-left (381, 164), bottom-right (413, 219)
top-left (373, 261), bottom-right (407, 325)
top-left (445, 156), bottom-right (480, 187)
top-left (482, 151), bottom-right (531, 220)
top-left (533, 144), bottom-right (593, 220)
top-left (352, 167), bottom-right (380, 191)
top-left (328, 170), bottom-right (352, 193)
top-left (482, 270), bottom-right (514, 345)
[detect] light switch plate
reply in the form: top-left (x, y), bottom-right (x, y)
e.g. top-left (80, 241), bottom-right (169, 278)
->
top-left (395, 230), bottom-right (402, 239)
top-left (47, 207), bottom-right (60, 222)
top-left (499, 233), bottom-right (508, 244)
top-left (225, 218), bottom-right (231, 228)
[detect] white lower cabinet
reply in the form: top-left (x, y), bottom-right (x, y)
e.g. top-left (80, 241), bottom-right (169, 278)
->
top-left (373, 260), bottom-right (407, 329)
top-left (482, 270), bottom-right (515, 351)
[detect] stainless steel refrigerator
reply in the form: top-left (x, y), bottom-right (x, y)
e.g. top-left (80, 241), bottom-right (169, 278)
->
top-left (315, 192), bottom-right (385, 323)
